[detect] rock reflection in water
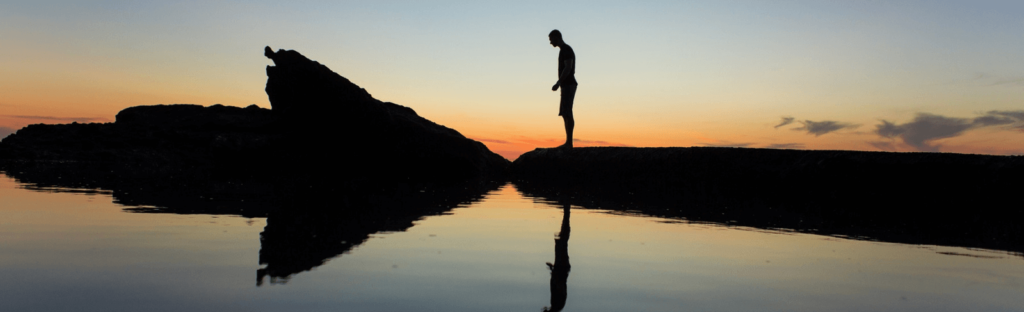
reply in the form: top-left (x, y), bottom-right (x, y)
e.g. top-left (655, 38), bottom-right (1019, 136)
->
top-left (513, 178), bottom-right (1024, 259)
top-left (0, 160), bottom-right (503, 286)
top-left (0, 161), bottom-right (279, 218)
top-left (254, 182), bottom-right (501, 285)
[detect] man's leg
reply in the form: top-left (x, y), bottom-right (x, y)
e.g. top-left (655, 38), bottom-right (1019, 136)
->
top-left (562, 114), bottom-right (574, 148)
top-left (560, 84), bottom-right (576, 149)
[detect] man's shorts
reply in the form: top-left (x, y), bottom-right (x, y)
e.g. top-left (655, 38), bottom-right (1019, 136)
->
top-left (558, 83), bottom-right (577, 117)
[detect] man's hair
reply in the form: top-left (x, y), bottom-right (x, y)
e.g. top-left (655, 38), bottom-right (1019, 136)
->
top-left (549, 29), bottom-right (562, 41)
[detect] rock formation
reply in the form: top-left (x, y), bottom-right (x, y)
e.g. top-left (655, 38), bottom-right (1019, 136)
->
top-left (0, 104), bottom-right (279, 169)
top-left (263, 46), bottom-right (509, 183)
top-left (0, 47), bottom-right (509, 186)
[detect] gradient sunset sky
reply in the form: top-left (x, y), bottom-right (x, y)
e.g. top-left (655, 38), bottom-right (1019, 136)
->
top-left (2, 1), bottom-right (1023, 159)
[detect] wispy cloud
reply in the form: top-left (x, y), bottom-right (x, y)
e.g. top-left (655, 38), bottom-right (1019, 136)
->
top-left (510, 135), bottom-right (564, 147)
top-left (701, 142), bottom-right (754, 148)
top-left (470, 137), bottom-right (511, 144)
top-left (794, 120), bottom-right (859, 136)
top-left (573, 138), bottom-right (632, 147)
top-left (774, 116), bottom-right (795, 129)
top-left (991, 77), bottom-right (1024, 87)
top-left (875, 110), bottom-right (1024, 152)
top-left (764, 143), bottom-right (804, 149)
top-left (2, 115), bottom-right (110, 123)
top-left (974, 73), bottom-right (1024, 88)
top-left (867, 140), bottom-right (897, 152)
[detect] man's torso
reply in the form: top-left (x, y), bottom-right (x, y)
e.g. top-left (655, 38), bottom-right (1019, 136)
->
top-left (558, 44), bottom-right (577, 86)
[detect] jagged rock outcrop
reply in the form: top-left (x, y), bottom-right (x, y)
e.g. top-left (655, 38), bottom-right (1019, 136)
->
top-left (263, 46), bottom-right (375, 117)
top-left (263, 46), bottom-right (509, 182)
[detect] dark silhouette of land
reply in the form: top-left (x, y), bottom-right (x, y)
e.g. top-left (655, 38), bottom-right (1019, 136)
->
top-left (0, 47), bottom-right (509, 188)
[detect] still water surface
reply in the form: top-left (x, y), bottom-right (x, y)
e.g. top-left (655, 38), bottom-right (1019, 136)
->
top-left (0, 173), bottom-right (1021, 311)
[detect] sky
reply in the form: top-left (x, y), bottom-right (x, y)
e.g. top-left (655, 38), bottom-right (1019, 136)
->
top-left (2, 0), bottom-right (1023, 160)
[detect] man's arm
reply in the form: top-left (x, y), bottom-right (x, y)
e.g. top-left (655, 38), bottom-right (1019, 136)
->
top-left (552, 59), bottom-right (574, 91)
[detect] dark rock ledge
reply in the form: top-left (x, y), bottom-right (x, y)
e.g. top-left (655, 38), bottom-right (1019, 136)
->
top-left (511, 146), bottom-right (1024, 255)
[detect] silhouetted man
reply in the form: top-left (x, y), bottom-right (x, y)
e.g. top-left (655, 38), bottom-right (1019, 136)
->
top-left (549, 30), bottom-right (577, 149)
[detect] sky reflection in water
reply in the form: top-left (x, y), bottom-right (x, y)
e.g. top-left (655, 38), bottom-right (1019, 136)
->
top-left (0, 174), bottom-right (1021, 311)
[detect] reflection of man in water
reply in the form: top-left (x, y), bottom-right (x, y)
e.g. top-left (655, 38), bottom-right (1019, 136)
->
top-left (544, 203), bottom-right (571, 312)
top-left (549, 29), bottom-right (577, 149)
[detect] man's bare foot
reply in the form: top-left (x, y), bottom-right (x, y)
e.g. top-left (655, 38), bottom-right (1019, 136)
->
top-left (557, 143), bottom-right (573, 149)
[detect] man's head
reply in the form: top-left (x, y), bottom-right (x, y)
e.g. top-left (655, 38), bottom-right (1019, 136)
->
top-left (549, 29), bottom-right (563, 47)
